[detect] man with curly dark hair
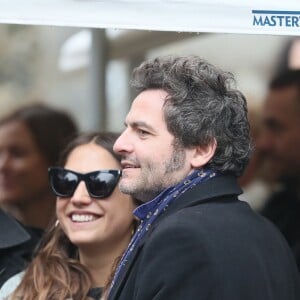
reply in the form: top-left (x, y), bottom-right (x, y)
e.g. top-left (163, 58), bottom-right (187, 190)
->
top-left (109, 56), bottom-right (300, 300)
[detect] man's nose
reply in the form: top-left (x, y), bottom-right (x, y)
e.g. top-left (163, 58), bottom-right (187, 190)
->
top-left (113, 130), bottom-right (134, 154)
top-left (0, 153), bottom-right (11, 171)
top-left (256, 131), bottom-right (273, 153)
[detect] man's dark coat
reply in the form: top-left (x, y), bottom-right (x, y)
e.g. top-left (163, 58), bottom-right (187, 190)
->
top-left (109, 175), bottom-right (300, 300)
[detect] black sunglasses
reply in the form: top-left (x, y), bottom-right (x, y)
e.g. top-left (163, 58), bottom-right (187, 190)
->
top-left (48, 167), bottom-right (122, 199)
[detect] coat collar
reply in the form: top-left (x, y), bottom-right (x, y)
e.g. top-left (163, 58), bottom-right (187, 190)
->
top-left (163, 174), bottom-right (242, 214)
top-left (0, 209), bottom-right (30, 249)
top-left (108, 175), bottom-right (242, 300)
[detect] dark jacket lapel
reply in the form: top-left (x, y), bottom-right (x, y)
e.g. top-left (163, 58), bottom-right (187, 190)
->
top-left (108, 230), bottom-right (148, 300)
top-left (0, 209), bottom-right (30, 249)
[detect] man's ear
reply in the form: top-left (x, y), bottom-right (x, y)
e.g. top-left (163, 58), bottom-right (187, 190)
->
top-left (190, 138), bottom-right (217, 168)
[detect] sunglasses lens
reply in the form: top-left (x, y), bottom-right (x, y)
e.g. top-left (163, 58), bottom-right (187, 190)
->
top-left (88, 171), bottom-right (120, 198)
top-left (50, 169), bottom-right (78, 197)
top-left (49, 168), bottom-right (121, 199)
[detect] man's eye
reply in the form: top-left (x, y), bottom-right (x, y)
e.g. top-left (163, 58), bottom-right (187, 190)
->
top-left (10, 147), bottom-right (28, 158)
top-left (267, 123), bottom-right (284, 133)
top-left (137, 129), bottom-right (149, 137)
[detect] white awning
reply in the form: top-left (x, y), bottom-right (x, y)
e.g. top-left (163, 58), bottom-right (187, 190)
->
top-left (0, 0), bottom-right (299, 36)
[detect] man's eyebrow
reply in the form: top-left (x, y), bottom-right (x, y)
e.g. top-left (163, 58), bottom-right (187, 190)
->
top-left (129, 121), bottom-right (156, 132)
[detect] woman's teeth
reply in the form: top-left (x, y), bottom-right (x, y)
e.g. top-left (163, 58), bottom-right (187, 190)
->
top-left (71, 214), bottom-right (98, 222)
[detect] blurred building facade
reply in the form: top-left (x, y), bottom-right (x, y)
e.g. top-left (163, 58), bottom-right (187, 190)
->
top-left (0, 24), bottom-right (292, 132)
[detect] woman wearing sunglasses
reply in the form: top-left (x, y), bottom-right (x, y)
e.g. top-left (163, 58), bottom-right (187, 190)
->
top-left (2, 132), bottom-right (138, 300)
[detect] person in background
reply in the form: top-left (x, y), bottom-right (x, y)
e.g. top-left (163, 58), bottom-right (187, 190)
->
top-left (0, 103), bottom-right (78, 287)
top-left (275, 37), bottom-right (300, 75)
top-left (1, 132), bottom-right (138, 300)
top-left (109, 55), bottom-right (300, 300)
top-left (238, 104), bottom-right (272, 211)
top-left (258, 69), bottom-right (300, 270)
top-left (288, 38), bottom-right (300, 69)
top-left (237, 102), bottom-right (282, 212)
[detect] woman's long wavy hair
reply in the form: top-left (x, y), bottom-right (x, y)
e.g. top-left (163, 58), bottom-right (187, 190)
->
top-left (10, 132), bottom-right (125, 300)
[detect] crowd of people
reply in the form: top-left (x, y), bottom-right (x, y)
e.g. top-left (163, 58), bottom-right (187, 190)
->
top-left (0, 51), bottom-right (299, 300)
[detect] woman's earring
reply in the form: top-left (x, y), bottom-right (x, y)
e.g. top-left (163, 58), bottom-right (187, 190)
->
top-left (55, 219), bottom-right (60, 227)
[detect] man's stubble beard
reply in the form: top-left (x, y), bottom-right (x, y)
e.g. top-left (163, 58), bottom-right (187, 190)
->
top-left (119, 142), bottom-right (186, 202)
